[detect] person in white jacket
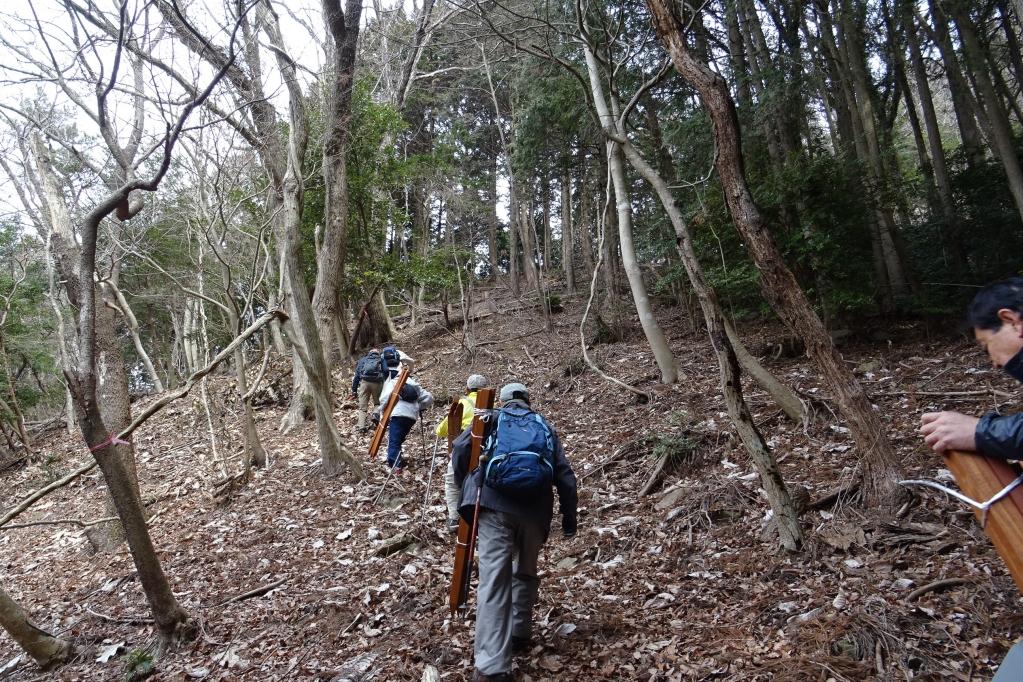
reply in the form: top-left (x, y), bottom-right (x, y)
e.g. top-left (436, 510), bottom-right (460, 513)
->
top-left (377, 371), bottom-right (433, 473)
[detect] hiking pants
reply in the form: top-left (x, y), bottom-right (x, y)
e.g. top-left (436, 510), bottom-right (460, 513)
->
top-left (474, 510), bottom-right (544, 676)
top-left (386, 416), bottom-right (416, 468)
top-left (444, 459), bottom-right (460, 521)
top-left (357, 380), bottom-right (383, 429)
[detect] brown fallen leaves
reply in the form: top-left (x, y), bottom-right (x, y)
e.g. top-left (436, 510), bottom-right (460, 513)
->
top-left (0, 304), bottom-right (1019, 680)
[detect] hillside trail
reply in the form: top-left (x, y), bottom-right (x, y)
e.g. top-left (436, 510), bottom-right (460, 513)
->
top-left (1, 289), bottom-right (1020, 680)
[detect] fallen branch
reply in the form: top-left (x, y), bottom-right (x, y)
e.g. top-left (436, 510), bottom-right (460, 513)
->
top-left (117, 308), bottom-right (288, 441)
top-left (2, 515), bottom-right (117, 530)
top-left (0, 460), bottom-right (97, 527)
top-left (216, 577), bottom-right (288, 606)
top-left (905, 577), bottom-right (971, 602)
top-left (639, 452), bottom-right (670, 497)
top-left (373, 532), bottom-right (416, 557)
top-left (0, 309), bottom-right (286, 529)
top-left (85, 606), bottom-right (153, 625)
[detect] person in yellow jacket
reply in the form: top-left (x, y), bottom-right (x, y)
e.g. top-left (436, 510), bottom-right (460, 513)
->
top-left (439, 374), bottom-right (488, 531)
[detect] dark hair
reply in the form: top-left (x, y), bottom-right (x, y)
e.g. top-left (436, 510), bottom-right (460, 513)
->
top-left (967, 277), bottom-right (1023, 330)
top-left (510, 391), bottom-right (530, 404)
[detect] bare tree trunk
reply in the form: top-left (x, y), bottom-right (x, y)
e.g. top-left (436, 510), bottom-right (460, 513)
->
top-left (488, 156), bottom-right (501, 281)
top-left (924, 0), bottom-right (986, 167)
top-left (577, 163), bottom-right (596, 284)
top-left (0, 335), bottom-right (32, 456)
top-left (646, 2), bottom-right (905, 507)
top-left (315, 0), bottom-right (364, 366)
top-left (508, 196), bottom-right (521, 297)
top-left (104, 278), bottom-right (165, 393)
top-left (618, 135), bottom-right (803, 550)
top-left (0, 587), bottom-right (74, 670)
top-left (542, 179), bottom-right (552, 271)
top-left (952, 5), bottom-right (1023, 224)
top-left (584, 46), bottom-right (678, 384)
top-left (904, 3), bottom-right (966, 271)
top-left (561, 163), bottom-right (575, 294)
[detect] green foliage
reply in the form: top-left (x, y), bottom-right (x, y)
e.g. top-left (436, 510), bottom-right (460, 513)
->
top-left (121, 648), bottom-right (155, 681)
top-left (0, 224), bottom-right (60, 421)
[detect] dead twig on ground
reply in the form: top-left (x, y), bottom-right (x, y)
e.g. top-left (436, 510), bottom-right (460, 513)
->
top-left (216, 577), bottom-right (288, 607)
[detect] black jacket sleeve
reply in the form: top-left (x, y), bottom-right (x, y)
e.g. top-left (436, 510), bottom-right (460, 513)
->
top-left (975, 411), bottom-right (1023, 460)
top-left (549, 429), bottom-right (578, 534)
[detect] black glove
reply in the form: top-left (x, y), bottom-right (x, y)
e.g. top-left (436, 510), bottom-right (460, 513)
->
top-left (562, 513), bottom-right (577, 538)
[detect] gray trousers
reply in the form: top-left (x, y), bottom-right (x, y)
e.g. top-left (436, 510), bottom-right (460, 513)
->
top-left (474, 510), bottom-right (545, 675)
top-left (444, 459), bottom-right (460, 521)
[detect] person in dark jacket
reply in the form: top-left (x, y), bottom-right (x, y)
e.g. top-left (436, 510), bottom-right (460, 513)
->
top-left (921, 277), bottom-right (1023, 456)
top-left (451, 382), bottom-right (577, 682)
top-left (352, 349), bottom-right (386, 433)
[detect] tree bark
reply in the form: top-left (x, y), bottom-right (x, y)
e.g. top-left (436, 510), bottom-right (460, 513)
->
top-left (924, 0), bottom-right (986, 167)
top-left (315, 0), bottom-right (364, 366)
top-left (560, 163), bottom-right (575, 294)
top-left (617, 133), bottom-right (803, 549)
top-left (951, 4), bottom-right (1023, 224)
top-left (104, 278), bottom-right (165, 393)
top-left (904, 2), bottom-right (966, 271)
top-left (0, 587), bottom-right (74, 670)
top-left (645, 1), bottom-right (905, 507)
top-left (584, 45), bottom-right (678, 384)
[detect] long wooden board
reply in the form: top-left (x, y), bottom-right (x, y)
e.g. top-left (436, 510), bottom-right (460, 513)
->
top-left (944, 450), bottom-right (1023, 593)
top-left (448, 387), bottom-right (495, 615)
top-left (368, 365), bottom-right (410, 460)
top-left (447, 399), bottom-right (464, 452)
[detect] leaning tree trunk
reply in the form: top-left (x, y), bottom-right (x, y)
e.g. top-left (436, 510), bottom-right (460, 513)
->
top-left (584, 45), bottom-right (678, 384)
top-left (0, 587), bottom-right (74, 670)
top-left (618, 136), bottom-right (803, 549)
top-left (645, 2), bottom-right (905, 507)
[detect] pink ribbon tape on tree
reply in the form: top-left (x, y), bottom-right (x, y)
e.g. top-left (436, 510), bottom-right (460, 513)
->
top-left (89, 435), bottom-right (130, 452)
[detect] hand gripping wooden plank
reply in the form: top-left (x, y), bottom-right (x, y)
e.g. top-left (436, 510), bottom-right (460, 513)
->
top-left (368, 365), bottom-right (410, 460)
top-left (943, 450), bottom-right (1023, 593)
top-left (448, 387), bottom-right (495, 615)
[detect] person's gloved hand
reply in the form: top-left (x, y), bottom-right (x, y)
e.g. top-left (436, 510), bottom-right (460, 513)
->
top-left (562, 513), bottom-right (577, 538)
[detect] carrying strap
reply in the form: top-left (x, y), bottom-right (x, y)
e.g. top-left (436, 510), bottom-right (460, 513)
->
top-left (899, 473), bottom-right (1023, 527)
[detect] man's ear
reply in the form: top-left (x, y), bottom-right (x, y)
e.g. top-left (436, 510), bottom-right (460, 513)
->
top-left (997, 308), bottom-right (1023, 334)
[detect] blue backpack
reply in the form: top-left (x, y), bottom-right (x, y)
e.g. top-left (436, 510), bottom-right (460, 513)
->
top-left (356, 354), bottom-right (385, 382)
top-left (482, 406), bottom-right (555, 496)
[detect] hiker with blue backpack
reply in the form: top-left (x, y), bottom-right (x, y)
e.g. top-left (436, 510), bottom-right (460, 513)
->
top-left (451, 382), bottom-right (578, 682)
top-left (351, 348), bottom-right (387, 433)
top-left (376, 347), bottom-right (432, 474)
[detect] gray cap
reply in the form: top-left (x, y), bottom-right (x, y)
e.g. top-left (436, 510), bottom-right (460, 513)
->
top-left (499, 382), bottom-right (529, 402)
top-left (467, 374), bottom-right (488, 390)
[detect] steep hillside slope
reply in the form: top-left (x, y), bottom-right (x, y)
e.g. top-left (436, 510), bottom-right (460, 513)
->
top-left (1, 293), bottom-right (1019, 680)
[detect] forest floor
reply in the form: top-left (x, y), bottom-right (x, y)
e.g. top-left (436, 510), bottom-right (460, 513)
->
top-left (2, 289), bottom-right (1022, 681)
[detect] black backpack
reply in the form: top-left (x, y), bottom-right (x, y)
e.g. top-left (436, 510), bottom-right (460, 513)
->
top-left (398, 382), bottom-right (421, 403)
top-left (356, 354), bottom-right (385, 383)
top-left (382, 346), bottom-right (400, 366)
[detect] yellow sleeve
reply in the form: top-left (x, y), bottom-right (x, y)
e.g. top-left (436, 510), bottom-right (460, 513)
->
top-left (435, 416), bottom-right (448, 437)
top-left (459, 394), bottom-right (477, 431)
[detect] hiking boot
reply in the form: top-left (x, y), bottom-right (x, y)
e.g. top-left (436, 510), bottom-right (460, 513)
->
top-left (472, 671), bottom-right (513, 682)
top-left (511, 635), bottom-right (532, 654)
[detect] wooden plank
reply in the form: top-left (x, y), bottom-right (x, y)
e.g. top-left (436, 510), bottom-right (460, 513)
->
top-left (448, 388), bottom-right (495, 615)
top-left (447, 400), bottom-right (464, 452)
top-left (368, 365), bottom-right (410, 460)
top-left (943, 450), bottom-right (1023, 593)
